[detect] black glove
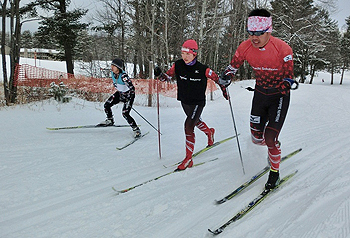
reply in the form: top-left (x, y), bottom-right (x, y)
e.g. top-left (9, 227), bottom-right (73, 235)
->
top-left (154, 66), bottom-right (162, 77)
top-left (218, 72), bottom-right (232, 87)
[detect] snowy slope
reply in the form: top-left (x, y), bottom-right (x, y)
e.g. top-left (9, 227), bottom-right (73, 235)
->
top-left (1, 70), bottom-right (350, 238)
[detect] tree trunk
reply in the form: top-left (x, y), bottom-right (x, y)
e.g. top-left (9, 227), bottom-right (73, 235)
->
top-left (64, 42), bottom-right (74, 75)
top-left (8, 0), bottom-right (21, 103)
top-left (1, 0), bottom-right (9, 104)
top-left (330, 64), bottom-right (334, 85)
top-left (150, 0), bottom-right (156, 66)
top-left (197, 0), bottom-right (207, 61)
top-left (164, 0), bottom-right (170, 66)
top-left (309, 64), bottom-right (315, 84)
top-left (340, 63), bottom-right (345, 85)
top-left (59, 0), bottom-right (74, 75)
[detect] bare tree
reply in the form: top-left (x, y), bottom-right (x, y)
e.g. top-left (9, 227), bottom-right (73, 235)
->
top-left (1, 0), bottom-right (9, 103)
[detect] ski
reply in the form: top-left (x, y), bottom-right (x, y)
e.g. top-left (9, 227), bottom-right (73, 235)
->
top-left (215, 148), bottom-right (302, 204)
top-left (112, 158), bottom-right (219, 194)
top-left (208, 170), bottom-right (298, 235)
top-left (46, 124), bottom-right (134, 130)
top-left (164, 135), bottom-right (239, 168)
top-left (116, 132), bottom-right (150, 150)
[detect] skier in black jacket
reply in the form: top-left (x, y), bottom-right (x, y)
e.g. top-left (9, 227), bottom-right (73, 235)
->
top-left (154, 39), bottom-right (228, 171)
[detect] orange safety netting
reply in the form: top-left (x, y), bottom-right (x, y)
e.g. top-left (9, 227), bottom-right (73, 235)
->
top-left (14, 63), bottom-right (218, 98)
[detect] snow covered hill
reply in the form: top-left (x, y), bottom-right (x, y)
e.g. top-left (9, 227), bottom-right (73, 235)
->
top-left (1, 70), bottom-right (350, 237)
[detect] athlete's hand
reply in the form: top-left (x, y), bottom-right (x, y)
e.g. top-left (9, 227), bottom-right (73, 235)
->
top-left (218, 72), bottom-right (232, 87)
top-left (284, 78), bottom-right (299, 90)
top-left (154, 66), bottom-right (162, 77)
top-left (279, 78), bottom-right (298, 95)
top-left (220, 85), bottom-right (229, 100)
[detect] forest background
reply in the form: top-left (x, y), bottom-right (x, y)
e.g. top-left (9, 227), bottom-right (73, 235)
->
top-left (1, 0), bottom-right (350, 105)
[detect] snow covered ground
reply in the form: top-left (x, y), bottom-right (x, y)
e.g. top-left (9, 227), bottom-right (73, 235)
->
top-left (1, 59), bottom-right (350, 237)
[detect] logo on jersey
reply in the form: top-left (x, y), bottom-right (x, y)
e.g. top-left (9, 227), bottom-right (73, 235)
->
top-left (250, 115), bottom-right (260, 124)
top-left (195, 70), bottom-right (200, 74)
top-left (180, 75), bottom-right (201, 81)
top-left (190, 78), bottom-right (201, 81)
top-left (283, 55), bottom-right (293, 62)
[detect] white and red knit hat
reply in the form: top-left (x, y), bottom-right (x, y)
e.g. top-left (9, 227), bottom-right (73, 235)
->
top-left (181, 39), bottom-right (198, 56)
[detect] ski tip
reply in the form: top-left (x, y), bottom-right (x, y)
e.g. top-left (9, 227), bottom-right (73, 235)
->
top-left (208, 228), bottom-right (222, 235)
top-left (95, 124), bottom-right (107, 127)
top-left (111, 187), bottom-right (121, 194)
top-left (215, 198), bottom-right (226, 205)
top-left (46, 127), bottom-right (59, 130)
top-left (293, 169), bottom-right (299, 174)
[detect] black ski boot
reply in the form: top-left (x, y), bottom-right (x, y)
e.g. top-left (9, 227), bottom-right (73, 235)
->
top-left (265, 169), bottom-right (280, 191)
top-left (133, 127), bottom-right (141, 138)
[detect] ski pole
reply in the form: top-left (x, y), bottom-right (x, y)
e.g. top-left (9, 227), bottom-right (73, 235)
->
top-left (227, 89), bottom-right (245, 175)
top-left (156, 79), bottom-right (162, 159)
top-left (132, 107), bottom-right (162, 135)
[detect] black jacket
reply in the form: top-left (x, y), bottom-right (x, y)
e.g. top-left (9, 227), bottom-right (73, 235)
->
top-left (174, 60), bottom-right (208, 106)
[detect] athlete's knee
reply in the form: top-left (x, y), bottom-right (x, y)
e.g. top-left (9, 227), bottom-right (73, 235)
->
top-left (264, 128), bottom-right (279, 147)
top-left (104, 101), bottom-right (111, 109)
top-left (251, 134), bottom-right (265, 145)
top-left (265, 137), bottom-right (275, 147)
top-left (184, 123), bottom-right (195, 135)
top-left (122, 110), bottom-right (130, 119)
top-left (250, 124), bottom-right (264, 145)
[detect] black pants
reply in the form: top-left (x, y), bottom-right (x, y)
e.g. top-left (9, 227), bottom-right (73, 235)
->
top-left (181, 103), bottom-right (204, 135)
top-left (250, 86), bottom-right (290, 147)
top-left (104, 91), bottom-right (138, 129)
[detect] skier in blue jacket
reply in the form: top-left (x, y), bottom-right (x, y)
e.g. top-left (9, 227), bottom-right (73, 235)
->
top-left (99, 58), bottom-right (141, 138)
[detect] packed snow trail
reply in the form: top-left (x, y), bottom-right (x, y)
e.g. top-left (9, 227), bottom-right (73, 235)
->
top-left (1, 75), bottom-right (350, 238)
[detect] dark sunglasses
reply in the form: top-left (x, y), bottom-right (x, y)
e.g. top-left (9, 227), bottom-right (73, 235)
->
top-left (247, 28), bottom-right (269, 36)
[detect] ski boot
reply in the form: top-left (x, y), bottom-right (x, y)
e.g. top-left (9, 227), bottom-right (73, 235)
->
top-left (207, 128), bottom-right (215, 147)
top-left (98, 118), bottom-right (114, 126)
top-left (265, 169), bottom-right (280, 191)
top-left (133, 127), bottom-right (142, 138)
top-left (175, 156), bottom-right (193, 171)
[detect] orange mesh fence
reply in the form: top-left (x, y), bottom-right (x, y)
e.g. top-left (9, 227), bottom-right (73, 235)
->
top-left (15, 63), bottom-right (218, 98)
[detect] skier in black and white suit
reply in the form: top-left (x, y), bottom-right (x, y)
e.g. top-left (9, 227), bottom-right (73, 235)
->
top-left (99, 58), bottom-right (141, 138)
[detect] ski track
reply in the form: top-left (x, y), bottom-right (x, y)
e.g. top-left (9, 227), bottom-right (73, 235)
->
top-left (1, 77), bottom-right (350, 237)
top-left (219, 118), bottom-right (350, 238)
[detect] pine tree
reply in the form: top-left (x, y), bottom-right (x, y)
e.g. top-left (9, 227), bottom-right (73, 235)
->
top-left (340, 16), bottom-right (350, 84)
top-left (36, 0), bottom-right (88, 75)
top-left (320, 10), bottom-right (341, 84)
top-left (271, 0), bottom-right (324, 82)
top-left (20, 31), bottom-right (33, 49)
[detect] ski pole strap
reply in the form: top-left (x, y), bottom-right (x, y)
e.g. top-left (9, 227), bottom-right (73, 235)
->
top-left (291, 80), bottom-right (299, 90)
top-left (284, 78), bottom-right (299, 90)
